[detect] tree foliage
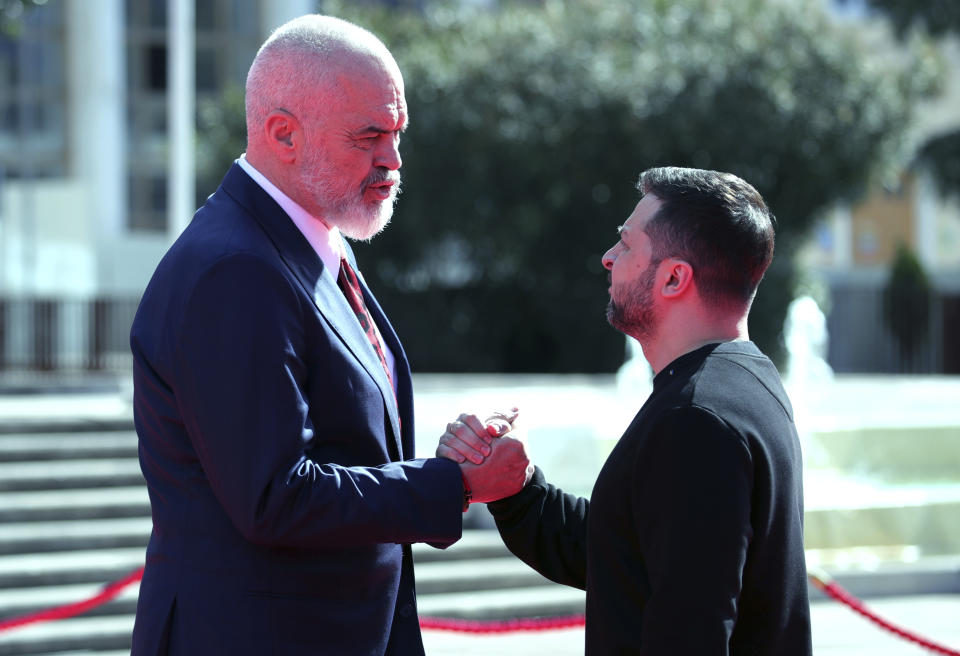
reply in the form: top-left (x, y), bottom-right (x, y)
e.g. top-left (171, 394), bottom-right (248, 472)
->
top-left (918, 131), bottom-right (960, 201)
top-left (0, 0), bottom-right (44, 36)
top-left (866, 0), bottom-right (960, 200)
top-left (865, 0), bottom-right (960, 38)
top-left (199, 0), bottom-right (927, 371)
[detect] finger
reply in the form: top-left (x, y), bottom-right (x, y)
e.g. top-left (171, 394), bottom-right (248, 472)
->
top-left (485, 419), bottom-right (511, 437)
top-left (486, 407), bottom-right (519, 425)
top-left (447, 421), bottom-right (492, 458)
top-left (440, 429), bottom-right (488, 464)
top-left (435, 442), bottom-right (466, 464)
top-left (457, 413), bottom-right (491, 443)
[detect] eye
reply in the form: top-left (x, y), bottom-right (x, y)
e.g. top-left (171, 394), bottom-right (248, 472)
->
top-left (354, 135), bottom-right (378, 150)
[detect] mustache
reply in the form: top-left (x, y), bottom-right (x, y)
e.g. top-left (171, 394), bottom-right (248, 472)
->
top-left (365, 167), bottom-right (401, 188)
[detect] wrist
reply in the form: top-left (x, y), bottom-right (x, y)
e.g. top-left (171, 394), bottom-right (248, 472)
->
top-left (461, 472), bottom-right (472, 512)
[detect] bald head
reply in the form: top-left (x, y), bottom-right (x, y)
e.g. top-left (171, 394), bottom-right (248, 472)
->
top-left (242, 15), bottom-right (407, 240)
top-left (245, 15), bottom-right (401, 148)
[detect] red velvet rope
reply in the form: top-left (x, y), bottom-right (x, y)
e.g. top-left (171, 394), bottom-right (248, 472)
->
top-left (0, 565), bottom-right (956, 656)
top-left (808, 570), bottom-right (960, 656)
top-left (0, 567), bottom-right (145, 633)
top-left (420, 614), bottom-right (585, 633)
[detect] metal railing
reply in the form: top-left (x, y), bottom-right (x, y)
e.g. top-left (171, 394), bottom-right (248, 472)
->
top-left (0, 297), bottom-right (139, 372)
top-left (0, 288), bottom-right (956, 374)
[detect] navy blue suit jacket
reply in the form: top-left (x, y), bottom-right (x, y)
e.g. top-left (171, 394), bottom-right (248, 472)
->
top-left (129, 164), bottom-right (463, 655)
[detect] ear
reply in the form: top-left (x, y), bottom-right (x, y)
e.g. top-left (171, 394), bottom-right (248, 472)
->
top-left (262, 110), bottom-right (300, 163)
top-left (659, 258), bottom-right (695, 299)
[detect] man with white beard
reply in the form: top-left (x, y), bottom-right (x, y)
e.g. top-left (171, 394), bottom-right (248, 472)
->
top-left (129, 15), bottom-right (529, 655)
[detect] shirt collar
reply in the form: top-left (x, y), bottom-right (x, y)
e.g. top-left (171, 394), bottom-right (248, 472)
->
top-left (653, 342), bottom-right (722, 388)
top-left (652, 340), bottom-right (760, 388)
top-left (237, 154), bottom-right (344, 277)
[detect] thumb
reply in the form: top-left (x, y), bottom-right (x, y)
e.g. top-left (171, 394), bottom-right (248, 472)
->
top-left (486, 419), bottom-right (511, 437)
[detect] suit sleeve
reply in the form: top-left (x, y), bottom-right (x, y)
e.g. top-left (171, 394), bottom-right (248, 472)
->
top-left (169, 252), bottom-right (463, 549)
top-left (635, 406), bottom-right (754, 655)
top-left (487, 467), bottom-right (589, 590)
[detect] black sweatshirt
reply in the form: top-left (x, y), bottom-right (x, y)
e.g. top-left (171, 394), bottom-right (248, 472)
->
top-left (488, 341), bottom-right (812, 655)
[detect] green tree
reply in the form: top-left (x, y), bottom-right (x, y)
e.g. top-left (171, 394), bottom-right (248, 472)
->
top-left (196, 85), bottom-right (246, 209)
top-left (199, 0), bottom-right (930, 371)
top-left (866, 0), bottom-right (960, 199)
top-left (865, 0), bottom-right (960, 38)
top-left (882, 244), bottom-right (931, 371)
top-left (0, 0), bottom-right (44, 36)
top-left (918, 131), bottom-right (960, 200)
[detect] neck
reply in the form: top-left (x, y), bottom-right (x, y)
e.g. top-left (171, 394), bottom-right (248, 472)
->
top-left (638, 310), bottom-right (749, 375)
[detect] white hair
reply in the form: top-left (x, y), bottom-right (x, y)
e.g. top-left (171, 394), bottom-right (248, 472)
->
top-left (244, 15), bottom-right (394, 143)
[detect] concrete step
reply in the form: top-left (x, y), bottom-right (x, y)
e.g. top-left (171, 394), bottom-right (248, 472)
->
top-left (804, 473), bottom-right (960, 554)
top-left (415, 556), bottom-right (555, 595)
top-left (35, 652), bottom-right (129, 656)
top-left (0, 432), bottom-right (137, 462)
top-left (0, 459), bottom-right (144, 492)
top-left (0, 418), bottom-right (134, 436)
top-left (807, 553), bottom-right (960, 599)
top-left (0, 614), bottom-right (134, 654)
top-left (0, 547), bottom-right (144, 589)
top-left (0, 584), bottom-right (586, 654)
top-left (0, 586), bottom-right (585, 653)
top-left (0, 518), bottom-right (152, 556)
top-left (0, 487), bottom-right (149, 523)
top-left (418, 584), bottom-right (586, 620)
top-left (0, 581), bottom-right (139, 622)
top-left (413, 529), bottom-right (511, 563)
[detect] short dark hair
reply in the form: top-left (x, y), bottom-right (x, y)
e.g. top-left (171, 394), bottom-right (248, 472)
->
top-left (638, 167), bottom-right (775, 309)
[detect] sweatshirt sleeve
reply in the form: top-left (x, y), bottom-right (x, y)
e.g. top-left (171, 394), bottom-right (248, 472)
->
top-left (486, 466), bottom-right (589, 590)
top-left (634, 406), bottom-right (754, 655)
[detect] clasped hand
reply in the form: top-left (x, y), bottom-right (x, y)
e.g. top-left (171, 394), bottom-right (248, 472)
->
top-left (435, 409), bottom-right (534, 504)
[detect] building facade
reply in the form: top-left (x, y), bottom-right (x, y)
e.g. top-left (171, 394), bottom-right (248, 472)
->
top-left (1, 0), bottom-right (958, 373)
top-left (0, 0), bottom-right (312, 370)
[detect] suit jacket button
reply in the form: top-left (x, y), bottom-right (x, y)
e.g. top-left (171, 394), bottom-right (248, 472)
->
top-left (398, 603), bottom-right (414, 618)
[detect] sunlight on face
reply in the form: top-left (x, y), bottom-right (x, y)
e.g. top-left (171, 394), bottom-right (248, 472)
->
top-left (298, 141), bottom-right (402, 241)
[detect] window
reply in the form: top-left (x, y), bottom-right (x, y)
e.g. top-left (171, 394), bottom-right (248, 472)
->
top-left (0, 2), bottom-right (67, 179)
top-left (124, 0), bottom-right (260, 233)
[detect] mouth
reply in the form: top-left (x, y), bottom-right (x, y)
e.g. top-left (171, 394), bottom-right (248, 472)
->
top-left (365, 180), bottom-right (395, 201)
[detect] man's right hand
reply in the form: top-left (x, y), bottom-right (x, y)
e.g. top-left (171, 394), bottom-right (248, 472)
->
top-left (459, 434), bottom-right (534, 504)
top-left (435, 408), bottom-right (518, 464)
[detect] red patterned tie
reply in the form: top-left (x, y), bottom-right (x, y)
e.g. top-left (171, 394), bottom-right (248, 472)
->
top-left (337, 257), bottom-right (397, 403)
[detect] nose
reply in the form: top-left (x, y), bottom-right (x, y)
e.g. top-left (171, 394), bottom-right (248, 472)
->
top-left (601, 247), bottom-right (616, 271)
top-left (375, 135), bottom-right (402, 171)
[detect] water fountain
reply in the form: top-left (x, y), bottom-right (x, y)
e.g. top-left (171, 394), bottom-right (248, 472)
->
top-left (411, 295), bottom-right (960, 561)
top-left (782, 296), bottom-right (960, 569)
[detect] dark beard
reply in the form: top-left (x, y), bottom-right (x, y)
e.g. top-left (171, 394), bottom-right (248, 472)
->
top-left (606, 263), bottom-right (658, 341)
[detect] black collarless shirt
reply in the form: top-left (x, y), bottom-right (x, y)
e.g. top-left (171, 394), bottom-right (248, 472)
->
top-left (489, 341), bottom-right (812, 655)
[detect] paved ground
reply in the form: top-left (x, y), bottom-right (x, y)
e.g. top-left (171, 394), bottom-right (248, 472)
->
top-left (423, 594), bottom-right (960, 655)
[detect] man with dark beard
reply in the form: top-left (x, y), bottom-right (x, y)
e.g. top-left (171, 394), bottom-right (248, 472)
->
top-left (129, 15), bottom-right (529, 655)
top-left (452, 167), bottom-right (812, 654)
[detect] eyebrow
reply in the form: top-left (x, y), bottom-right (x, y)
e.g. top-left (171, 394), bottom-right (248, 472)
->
top-left (358, 117), bottom-right (410, 135)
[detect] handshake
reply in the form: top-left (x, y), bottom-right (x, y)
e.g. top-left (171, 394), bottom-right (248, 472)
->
top-left (435, 408), bottom-right (534, 507)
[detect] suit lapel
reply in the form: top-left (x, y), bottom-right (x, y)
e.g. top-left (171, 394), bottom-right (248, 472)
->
top-left (342, 243), bottom-right (409, 460)
top-left (220, 164), bottom-right (404, 460)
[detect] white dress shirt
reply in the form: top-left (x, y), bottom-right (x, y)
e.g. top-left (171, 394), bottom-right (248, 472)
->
top-left (236, 155), bottom-right (398, 391)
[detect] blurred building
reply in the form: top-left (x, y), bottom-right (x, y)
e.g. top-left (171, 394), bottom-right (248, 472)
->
top-left (0, 0), bottom-right (312, 370)
top-left (799, 4), bottom-right (960, 373)
top-left (0, 0), bottom-right (958, 373)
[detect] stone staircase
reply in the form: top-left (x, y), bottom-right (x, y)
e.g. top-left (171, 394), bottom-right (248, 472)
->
top-left (0, 422), bottom-right (583, 655)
